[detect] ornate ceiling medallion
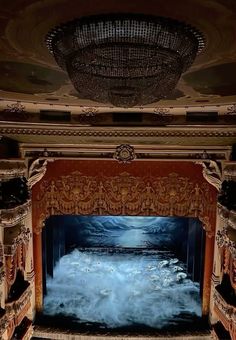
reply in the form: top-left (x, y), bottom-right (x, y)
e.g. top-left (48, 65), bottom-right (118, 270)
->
top-left (46, 14), bottom-right (204, 107)
top-left (114, 144), bottom-right (136, 163)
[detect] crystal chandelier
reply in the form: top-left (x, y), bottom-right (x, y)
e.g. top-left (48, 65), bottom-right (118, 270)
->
top-left (46, 14), bottom-right (204, 107)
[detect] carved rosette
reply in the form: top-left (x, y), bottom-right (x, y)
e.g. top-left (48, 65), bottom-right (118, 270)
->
top-left (113, 144), bottom-right (136, 163)
top-left (33, 171), bottom-right (216, 236)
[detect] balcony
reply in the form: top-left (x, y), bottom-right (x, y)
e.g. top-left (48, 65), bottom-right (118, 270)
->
top-left (214, 289), bottom-right (236, 339)
top-left (4, 224), bottom-right (30, 256)
top-left (0, 200), bottom-right (31, 227)
top-left (0, 160), bottom-right (26, 181)
top-left (11, 317), bottom-right (33, 340)
top-left (5, 283), bottom-right (32, 327)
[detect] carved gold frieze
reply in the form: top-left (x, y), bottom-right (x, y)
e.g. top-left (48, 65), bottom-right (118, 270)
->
top-left (0, 200), bottom-right (31, 227)
top-left (34, 171), bottom-right (216, 236)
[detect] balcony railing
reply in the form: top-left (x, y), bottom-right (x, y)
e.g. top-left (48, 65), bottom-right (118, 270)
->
top-left (5, 284), bottom-right (32, 327)
top-left (214, 289), bottom-right (236, 339)
top-left (0, 200), bottom-right (31, 227)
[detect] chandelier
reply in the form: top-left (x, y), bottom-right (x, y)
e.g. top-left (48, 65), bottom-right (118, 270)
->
top-left (46, 14), bottom-right (204, 107)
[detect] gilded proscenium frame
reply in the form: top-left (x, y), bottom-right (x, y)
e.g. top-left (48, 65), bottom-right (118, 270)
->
top-left (32, 162), bottom-right (217, 316)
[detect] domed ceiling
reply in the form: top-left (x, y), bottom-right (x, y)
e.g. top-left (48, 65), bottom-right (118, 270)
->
top-left (0, 0), bottom-right (236, 108)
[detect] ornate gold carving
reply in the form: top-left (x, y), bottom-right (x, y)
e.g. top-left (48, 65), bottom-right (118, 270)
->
top-left (5, 284), bottom-right (32, 328)
top-left (0, 243), bottom-right (4, 284)
top-left (1, 126), bottom-right (236, 138)
top-left (0, 313), bottom-right (8, 336)
top-left (113, 144), bottom-right (136, 163)
top-left (34, 171), bottom-right (216, 236)
top-left (28, 159), bottom-right (50, 188)
top-left (217, 202), bottom-right (236, 231)
top-left (0, 200), bottom-right (31, 227)
top-left (4, 225), bottom-right (30, 256)
top-left (224, 164), bottom-right (236, 181)
top-left (216, 227), bottom-right (236, 258)
top-left (0, 161), bottom-right (26, 180)
top-left (197, 160), bottom-right (222, 191)
top-left (214, 289), bottom-right (236, 339)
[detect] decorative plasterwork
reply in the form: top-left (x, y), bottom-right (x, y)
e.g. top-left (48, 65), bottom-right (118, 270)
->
top-left (197, 160), bottom-right (222, 191)
top-left (153, 107), bottom-right (174, 124)
top-left (226, 104), bottom-right (236, 115)
top-left (0, 161), bottom-right (27, 180)
top-left (0, 313), bottom-right (8, 336)
top-left (113, 145), bottom-right (136, 163)
top-left (1, 126), bottom-right (236, 138)
top-left (0, 243), bottom-right (5, 284)
top-left (5, 284), bottom-right (32, 325)
top-left (216, 227), bottom-right (236, 289)
top-left (33, 171), bottom-right (216, 236)
top-left (223, 163), bottom-right (236, 181)
top-left (4, 226), bottom-right (30, 256)
top-left (218, 203), bottom-right (236, 230)
top-left (3, 102), bottom-right (26, 113)
top-left (0, 200), bottom-right (31, 227)
top-left (28, 159), bottom-right (50, 189)
top-left (216, 227), bottom-right (236, 258)
top-left (214, 289), bottom-right (236, 340)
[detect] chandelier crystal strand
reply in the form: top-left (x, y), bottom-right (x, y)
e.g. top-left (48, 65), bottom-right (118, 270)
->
top-left (46, 14), bottom-right (205, 107)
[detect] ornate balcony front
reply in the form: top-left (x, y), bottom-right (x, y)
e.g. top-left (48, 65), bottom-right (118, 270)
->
top-left (213, 289), bottom-right (236, 340)
top-left (11, 317), bottom-right (33, 340)
top-left (0, 309), bottom-right (8, 337)
top-left (4, 224), bottom-right (30, 256)
top-left (0, 160), bottom-right (26, 181)
top-left (0, 200), bottom-right (31, 227)
top-left (5, 283), bottom-right (32, 327)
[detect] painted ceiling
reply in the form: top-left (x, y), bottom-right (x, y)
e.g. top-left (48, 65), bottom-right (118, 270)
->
top-left (0, 0), bottom-right (236, 109)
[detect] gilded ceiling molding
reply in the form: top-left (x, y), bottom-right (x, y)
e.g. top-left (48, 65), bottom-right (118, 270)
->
top-left (33, 171), bottom-right (216, 237)
top-left (1, 126), bottom-right (236, 138)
